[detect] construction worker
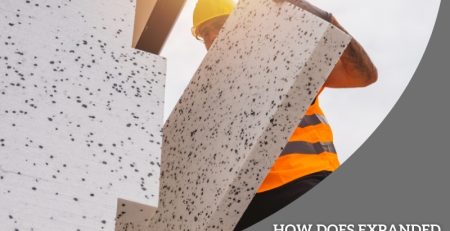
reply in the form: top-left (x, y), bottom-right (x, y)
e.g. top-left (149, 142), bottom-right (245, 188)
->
top-left (192, 0), bottom-right (378, 230)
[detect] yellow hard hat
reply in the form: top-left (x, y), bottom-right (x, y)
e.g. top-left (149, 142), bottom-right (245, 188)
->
top-left (192, 0), bottom-right (236, 39)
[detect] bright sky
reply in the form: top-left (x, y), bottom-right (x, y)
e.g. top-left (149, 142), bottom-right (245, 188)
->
top-left (160, 0), bottom-right (440, 163)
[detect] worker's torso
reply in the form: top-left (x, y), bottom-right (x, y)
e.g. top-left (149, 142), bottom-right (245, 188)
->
top-left (257, 91), bottom-right (340, 193)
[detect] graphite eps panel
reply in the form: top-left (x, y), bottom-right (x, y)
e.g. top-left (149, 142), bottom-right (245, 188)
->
top-left (147, 0), bottom-right (351, 230)
top-left (0, 0), bottom-right (165, 230)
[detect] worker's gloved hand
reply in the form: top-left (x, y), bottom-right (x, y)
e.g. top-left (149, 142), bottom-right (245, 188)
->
top-left (272, 0), bottom-right (332, 22)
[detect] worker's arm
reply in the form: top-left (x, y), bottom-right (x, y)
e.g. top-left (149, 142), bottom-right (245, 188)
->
top-left (325, 16), bottom-right (378, 88)
top-left (272, 0), bottom-right (378, 88)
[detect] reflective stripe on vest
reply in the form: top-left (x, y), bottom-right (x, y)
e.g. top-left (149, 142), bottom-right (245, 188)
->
top-left (280, 141), bottom-right (336, 156)
top-left (298, 114), bottom-right (329, 128)
top-left (257, 93), bottom-right (340, 193)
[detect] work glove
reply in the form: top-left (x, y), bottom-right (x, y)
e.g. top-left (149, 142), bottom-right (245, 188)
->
top-left (272, 0), bottom-right (333, 22)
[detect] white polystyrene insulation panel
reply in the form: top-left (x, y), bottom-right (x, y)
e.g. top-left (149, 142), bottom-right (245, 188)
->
top-left (0, 0), bottom-right (165, 230)
top-left (148, 0), bottom-right (351, 230)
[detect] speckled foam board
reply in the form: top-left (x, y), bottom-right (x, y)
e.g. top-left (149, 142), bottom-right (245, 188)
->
top-left (0, 0), bottom-right (165, 230)
top-left (147, 0), bottom-right (351, 230)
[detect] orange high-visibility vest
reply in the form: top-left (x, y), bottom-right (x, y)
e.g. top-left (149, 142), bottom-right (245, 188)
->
top-left (257, 90), bottom-right (340, 193)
